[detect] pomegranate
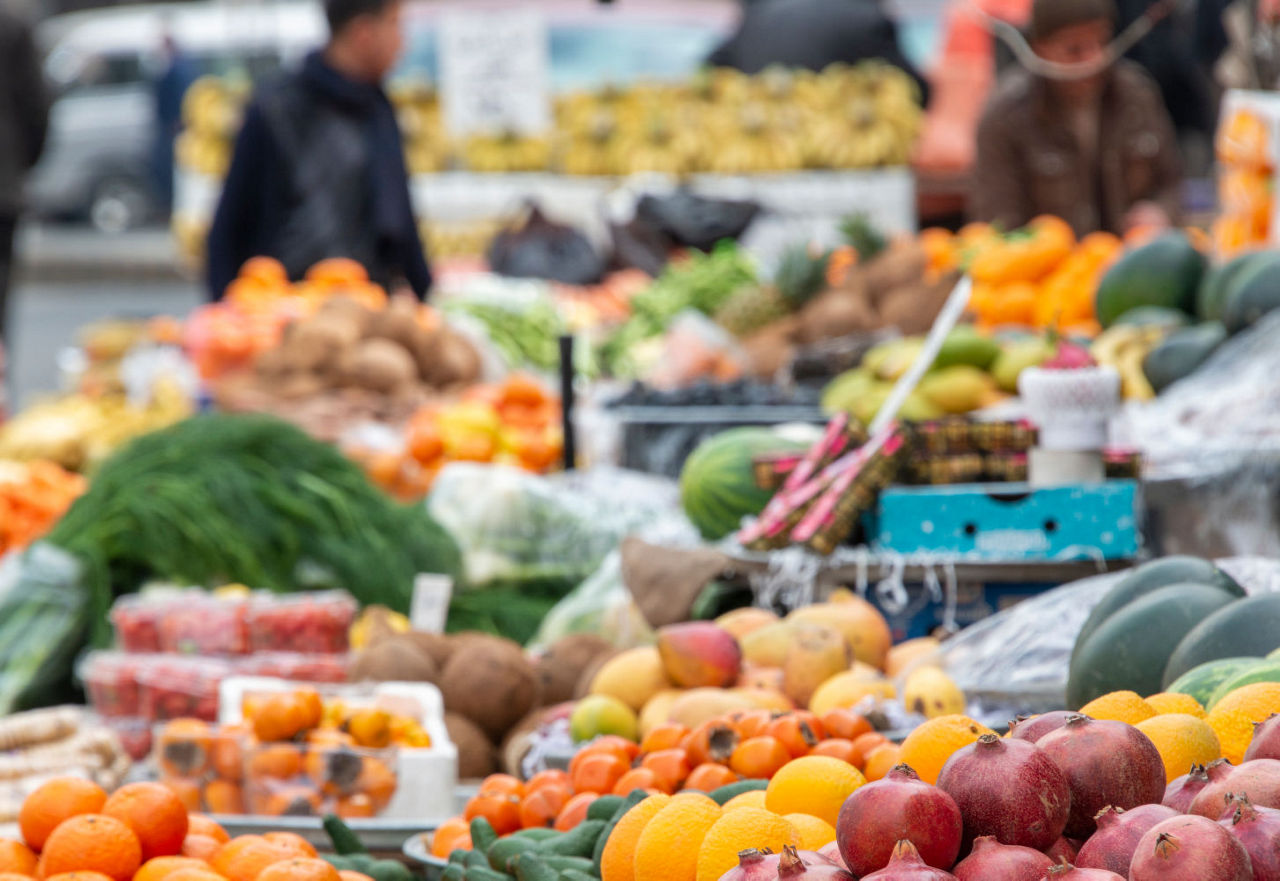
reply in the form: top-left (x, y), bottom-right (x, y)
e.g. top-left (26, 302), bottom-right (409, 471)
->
top-left (1245, 714), bottom-right (1280, 762)
top-left (1035, 715), bottom-right (1166, 838)
top-left (860, 841), bottom-right (958, 880)
top-left (721, 849), bottom-right (780, 881)
top-left (1129, 814), bottom-right (1253, 881)
top-left (1190, 758), bottom-right (1280, 817)
top-left (1163, 763), bottom-right (1221, 812)
top-left (1219, 794), bottom-right (1280, 881)
top-left (818, 842), bottom-right (847, 869)
top-left (951, 835), bottom-right (1052, 881)
top-left (837, 764), bottom-right (963, 876)
top-left (1043, 838), bottom-right (1079, 864)
top-left (936, 734), bottom-right (1070, 851)
top-left (1008, 711), bottom-right (1076, 743)
top-left (1074, 804), bottom-right (1178, 876)
top-left (777, 845), bottom-right (854, 881)
top-left (1042, 862), bottom-right (1124, 879)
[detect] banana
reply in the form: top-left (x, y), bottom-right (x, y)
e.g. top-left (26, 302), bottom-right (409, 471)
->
top-left (1117, 344), bottom-right (1156, 400)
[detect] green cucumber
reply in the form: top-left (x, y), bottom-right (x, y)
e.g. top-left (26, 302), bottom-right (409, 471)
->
top-left (586, 795), bottom-right (624, 822)
top-left (592, 789), bottom-right (648, 874)
top-left (442, 866), bottom-right (465, 881)
top-left (510, 828), bottom-right (560, 841)
top-left (512, 854), bottom-right (559, 881)
top-left (538, 820), bottom-right (605, 858)
top-left (464, 851), bottom-right (490, 869)
top-left (560, 872), bottom-right (598, 881)
top-left (322, 814), bottom-right (369, 856)
top-left (708, 779), bottom-right (768, 804)
top-left (462, 867), bottom-right (512, 881)
top-left (488, 837), bottom-right (541, 873)
top-left (537, 855), bottom-right (595, 873)
top-left (469, 817), bottom-right (498, 854)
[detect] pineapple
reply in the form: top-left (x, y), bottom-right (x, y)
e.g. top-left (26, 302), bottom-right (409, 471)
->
top-left (715, 245), bottom-right (832, 337)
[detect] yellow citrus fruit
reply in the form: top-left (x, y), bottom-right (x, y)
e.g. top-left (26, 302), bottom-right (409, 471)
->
top-left (1134, 714), bottom-right (1222, 783)
top-left (1145, 692), bottom-right (1207, 719)
top-left (898, 715), bottom-right (995, 784)
top-left (1078, 691), bottom-right (1157, 725)
top-left (765, 756), bottom-right (866, 826)
top-left (721, 790), bottom-right (768, 812)
top-left (783, 814), bottom-right (836, 850)
top-left (600, 793), bottom-right (672, 881)
top-left (694, 808), bottom-right (798, 881)
top-left (863, 744), bottom-right (902, 781)
top-left (633, 793), bottom-right (722, 881)
top-left (1208, 683), bottom-right (1280, 763)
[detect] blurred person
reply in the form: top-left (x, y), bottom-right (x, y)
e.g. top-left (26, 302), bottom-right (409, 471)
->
top-left (973, 0), bottom-right (1181, 235)
top-left (205, 0), bottom-right (430, 300)
top-left (706, 0), bottom-right (930, 100)
top-left (0, 2), bottom-right (50, 346)
top-left (153, 31), bottom-right (198, 217)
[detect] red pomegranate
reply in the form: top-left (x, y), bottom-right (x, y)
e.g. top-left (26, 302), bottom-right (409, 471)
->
top-left (776, 845), bottom-right (854, 880)
top-left (1008, 711), bottom-right (1076, 743)
top-left (1219, 794), bottom-right (1280, 881)
top-left (818, 841), bottom-right (847, 869)
top-left (1128, 814), bottom-right (1253, 881)
top-left (1074, 804), bottom-right (1178, 876)
top-left (1162, 762), bottom-right (1226, 813)
top-left (936, 734), bottom-right (1070, 851)
top-left (1035, 715), bottom-right (1166, 838)
top-left (836, 764), bottom-right (963, 876)
top-left (1245, 714), bottom-right (1280, 762)
top-left (1043, 837), bottom-right (1079, 864)
top-left (860, 841), bottom-right (958, 880)
top-left (1189, 758), bottom-right (1280, 817)
top-left (1042, 863), bottom-right (1124, 879)
top-left (720, 849), bottom-right (781, 881)
top-left (951, 835), bottom-right (1052, 881)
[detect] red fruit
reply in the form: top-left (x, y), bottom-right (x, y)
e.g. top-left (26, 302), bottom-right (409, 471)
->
top-left (1043, 864), bottom-right (1124, 879)
top-left (1007, 711), bottom-right (1075, 744)
top-left (719, 847), bottom-right (850, 881)
top-left (1245, 714), bottom-right (1280, 762)
top-left (1219, 794), bottom-right (1280, 881)
top-left (836, 764), bottom-right (963, 876)
top-left (936, 734), bottom-right (1070, 851)
top-left (718, 848), bottom-right (781, 881)
top-left (1189, 758), bottom-right (1280, 817)
top-left (860, 841), bottom-right (959, 880)
top-left (655, 622), bottom-right (741, 688)
top-left (777, 845), bottom-right (854, 880)
top-left (1035, 715), bottom-right (1166, 838)
top-left (818, 841), bottom-right (847, 869)
top-left (1042, 341), bottom-right (1095, 369)
top-left (1074, 804), bottom-right (1178, 877)
top-left (951, 835), bottom-right (1052, 881)
top-left (1129, 814), bottom-right (1252, 881)
top-left (1163, 763), bottom-right (1219, 813)
top-left (1043, 837), bottom-right (1080, 864)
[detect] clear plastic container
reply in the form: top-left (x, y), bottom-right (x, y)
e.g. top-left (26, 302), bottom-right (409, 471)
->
top-left (110, 594), bottom-right (173, 652)
top-left (242, 742), bottom-right (397, 818)
top-left (100, 715), bottom-right (152, 761)
top-left (78, 651), bottom-right (142, 717)
top-left (246, 591), bottom-right (357, 654)
top-left (158, 592), bottom-right (250, 655)
top-left (237, 652), bottom-right (350, 684)
top-left (136, 655), bottom-right (236, 722)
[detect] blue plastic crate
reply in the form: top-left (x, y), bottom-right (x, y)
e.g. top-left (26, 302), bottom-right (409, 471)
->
top-left (868, 580), bottom-right (1058, 642)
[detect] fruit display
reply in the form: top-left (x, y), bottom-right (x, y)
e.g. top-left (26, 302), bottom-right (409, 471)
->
top-left (1213, 104), bottom-right (1273, 257)
top-left (0, 460), bottom-right (86, 554)
top-left (0, 708), bottom-right (131, 822)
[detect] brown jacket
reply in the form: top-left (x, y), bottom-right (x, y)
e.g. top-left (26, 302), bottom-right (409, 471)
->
top-left (972, 61), bottom-right (1182, 236)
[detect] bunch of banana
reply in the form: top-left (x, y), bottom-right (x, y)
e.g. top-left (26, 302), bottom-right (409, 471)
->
top-left (1089, 324), bottom-right (1171, 400)
top-left (558, 110), bottom-right (624, 176)
top-left (461, 132), bottom-right (553, 172)
top-left (705, 103), bottom-right (805, 174)
top-left (420, 218), bottom-right (502, 258)
top-left (611, 113), bottom-right (705, 176)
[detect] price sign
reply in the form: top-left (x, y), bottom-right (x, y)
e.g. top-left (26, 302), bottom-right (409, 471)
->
top-left (439, 10), bottom-right (551, 138)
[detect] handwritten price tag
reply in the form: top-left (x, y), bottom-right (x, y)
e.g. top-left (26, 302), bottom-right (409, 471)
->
top-left (440, 10), bottom-right (551, 137)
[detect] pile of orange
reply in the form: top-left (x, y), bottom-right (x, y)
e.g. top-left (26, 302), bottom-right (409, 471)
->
top-left (0, 777), bottom-right (367, 881)
top-left (152, 688), bottom-right (399, 820)
top-left (431, 706), bottom-right (903, 858)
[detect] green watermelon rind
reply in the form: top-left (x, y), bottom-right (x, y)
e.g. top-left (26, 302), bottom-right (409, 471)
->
top-left (680, 428), bottom-right (809, 541)
top-left (1206, 660), bottom-right (1280, 710)
top-left (1166, 657), bottom-right (1264, 707)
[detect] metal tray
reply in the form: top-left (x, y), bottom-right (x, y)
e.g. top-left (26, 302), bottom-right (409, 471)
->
top-left (402, 830), bottom-right (448, 881)
top-left (213, 815), bottom-right (444, 854)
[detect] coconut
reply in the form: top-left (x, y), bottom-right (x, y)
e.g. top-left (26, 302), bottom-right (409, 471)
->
top-left (444, 712), bottom-right (498, 780)
top-left (535, 634), bottom-right (615, 706)
top-left (439, 635), bottom-right (540, 741)
top-left (796, 280), bottom-right (879, 344)
top-left (877, 275), bottom-right (954, 335)
top-left (349, 636), bottom-right (438, 683)
top-left (316, 295), bottom-right (374, 335)
top-left (421, 330), bottom-right (483, 388)
top-left (862, 240), bottom-right (928, 305)
top-left (344, 338), bottom-right (418, 393)
top-left (741, 324), bottom-right (796, 380)
top-left (364, 297), bottom-right (424, 350)
top-left (405, 630), bottom-right (454, 671)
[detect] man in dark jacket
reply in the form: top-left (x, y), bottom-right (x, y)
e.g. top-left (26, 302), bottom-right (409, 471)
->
top-left (206, 0), bottom-right (430, 299)
top-left (0, 4), bottom-right (51, 344)
top-left (972, 0), bottom-right (1182, 235)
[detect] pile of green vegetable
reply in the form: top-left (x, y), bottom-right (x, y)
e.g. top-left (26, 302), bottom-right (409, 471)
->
top-left (446, 298), bottom-right (566, 372)
top-left (0, 413), bottom-right (461, 713)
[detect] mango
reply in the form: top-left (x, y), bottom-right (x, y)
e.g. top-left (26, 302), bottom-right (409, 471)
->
top-left (737, 664), bottom-right (785, 692)
top-left (782, 623), bottom-right (852, 707)
top-left (788, 598), bottom-right (892, 670)
top-left (866, 337), bottom-right (925, 381)
top-left (570, 694), bottom-right (639, 743)
top-left (808, 670), bottom-right (897, 716)
top-left (902, 667), bottom-right (966, 718)
top-left (715, 607), bottom-right (780, 640)
top-left (590, 646), bottom-right (671, 712)
top-left (656, 622), bottom-right (741, 688)
top-left (885, 637), bottom-right (942, 678)
top-left (668, 687), bottom-right (758, 729)
top-left (740, 621), bottom-right (796, 668)
top-left (732, 687), bottom-right (794, 713)
top-left (917, 365), bottom-right (997, 414)
top-left (638, 689), bottom-right (684, 737)
top-left (991, 338), bottom-right (1055, 392)
top-left (821, 367), bottom-right (877, 415)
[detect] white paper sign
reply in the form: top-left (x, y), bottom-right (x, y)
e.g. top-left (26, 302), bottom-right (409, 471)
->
top-left (439, 10), bottom-right (551, 137)
top-left (411, 573), bottom-right (454, 634)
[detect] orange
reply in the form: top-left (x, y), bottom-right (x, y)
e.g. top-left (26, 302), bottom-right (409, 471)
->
top-left (19, 778), bottom-right (108, 851)
top-left (782, 814), bottom-right (837, 850)
top-left (632, 793), bottom-right (722, 881)
top-left (1145, 692), bottom-right (1207, 719)
top-left (428, 820), bottom-right (470, 860)
top-left (132, 857), bottom-right (207, 881)
top-left (1208, 683), bottom-right (1280, 763)
top-left (40, 815), bottom-right (141, 881)
top-left (1078, 691), bottom-right (1157, 725)
top-left (600, 793), bottom-right (671, 881)
top-left (898, 715), bottom-right (995, 784)
top-left (248, 745), bottom-right (303, 781)
top-left (212, 837), bottom-right (294, 881)
top-left (103, 783), bottom-right (189, 861)
top-left (694, 808), bottom-right (797, 881)
top-left (185, 818), bottom-right (229, 846)
top-left (159, 779), bottom-right (202, 815)
top-left (260, 835), bottom-right (314, 859)
top-left (720, 791), bottom-right (767, 812)
top-left (160, 870), bottom-right (226, 881)
top-left (179, 837), bottom-right (222, 864)
top-left (862, 744), bottom-right (903, 781)
top-left (1135, 714), bottom-right (1221, 783)
top-left (0, 839), bottom-right (37, 876)
top-left (765, 756), bottom-right (866, 826)
top-left (202, 780), bottom-right (244, 815)
top-left (43, 874), bottom-right (116, 881)
top-left (254, 858), bottom-right (339, 881)
top-left (553, 793), bottom-right (598, 832)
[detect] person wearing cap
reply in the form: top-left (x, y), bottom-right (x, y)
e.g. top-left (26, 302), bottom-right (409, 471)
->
top-left (971, 0), bottom-right (1182, 236)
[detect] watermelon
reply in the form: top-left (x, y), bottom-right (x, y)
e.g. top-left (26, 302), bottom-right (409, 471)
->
top-left (1095, 232), bottom-right (1206, 327)
top-left (680, 428), bottom-right (809, 541)
top-left (1207, 660), bottom-right (1280, 709)
top-left (1165, 657), bottom-right (1264, 706)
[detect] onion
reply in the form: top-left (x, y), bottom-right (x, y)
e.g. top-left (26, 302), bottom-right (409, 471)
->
top-left (951, 835), bottom-right (1052, 881)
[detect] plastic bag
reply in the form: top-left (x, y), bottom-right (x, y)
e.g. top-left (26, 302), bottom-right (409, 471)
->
top-left (636, 190), bottom-right (761, 252)
top-left (644, 311), bottom-right (750, 390)
top-left (609, 217), bottom-right (674, 277)
top-left (488, 205), bottom-right (607, 286)
top-left (529, 551), bottom-right (656, 650)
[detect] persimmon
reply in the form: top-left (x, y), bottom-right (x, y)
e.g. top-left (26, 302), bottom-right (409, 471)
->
top-left (569, 752), bottom-right (628, 795)
top-left (820, 709), bottom-right (872, 742)
top-left (684, 762), bottom-right (738, 792)
top-left (681, 721), bottom-right (739, 767)
top-left (553, 793), bottom-right (598, 832)
top-left (728, 736), bottom-right (791, 779)
top-left (477, 774), bottom-right (525, 799)
top-left (523, 770), bottom-right (570, 795)
top-left (611, 767), bottom-right (658, 796)
top-left (639, 723), bottom-right (690, 755)
top-left (517, 784), bottom-right (571, 829)
top-left (463, 793), bottom-right (520, 835)
top-left (728, 709), bottom-right (773, 740)
top-left (640, 749), bottom-right (691, 793)
top-left (765, 712), bottom-right (825, 758)
top-left (808, 738), bottom-right (864, 766)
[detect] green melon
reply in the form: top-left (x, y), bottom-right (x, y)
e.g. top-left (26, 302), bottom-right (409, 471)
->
top-left (680, 428), bottom-right (809, 541)
top-left (1164, 594), bottom-right (1280, 685)
top-left (1223, 252), bottom-right (1280, 333)
top-left (1141, 322), bottom-right (1227, 393)
top-left (1166, 657), bottom-right (1264, 706)
top-left (1095, 232), bottom-right (1206, 327)
top-left (1198, 251), bottom-right (1279, 322)
top-left (1207, 660), bottom-right (1280, 710)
